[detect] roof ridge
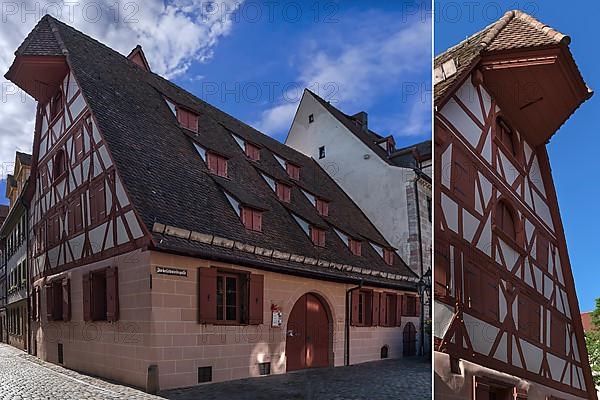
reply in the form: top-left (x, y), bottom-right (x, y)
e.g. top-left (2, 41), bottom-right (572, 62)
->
top-left (512, 10), bottom-right (570, 45)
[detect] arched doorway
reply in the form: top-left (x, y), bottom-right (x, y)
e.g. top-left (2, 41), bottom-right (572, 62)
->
top-left (403, 322), bottom-right (417, 357)
top-left (286, 293), bottom-right (331, 371)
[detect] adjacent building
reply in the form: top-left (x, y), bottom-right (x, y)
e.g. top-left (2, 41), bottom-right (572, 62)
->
top-left (286, 91), bottom-right (432, 281)
top-left (0, 204), bottom-right (9, 343)
top-left (0, 152), bottom-right (32, 351)
top-left (5, 15), bottom-right (422, 392)
top-left (434, 10), bottom-right (596, 400)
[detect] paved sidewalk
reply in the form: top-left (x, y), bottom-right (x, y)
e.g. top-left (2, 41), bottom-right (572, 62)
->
top-left (0, 343), bottom-right (431, 399)
top-left (161, 357), bottom-right (432, 400)
top-left (0, 343), bottom-right (158, 400)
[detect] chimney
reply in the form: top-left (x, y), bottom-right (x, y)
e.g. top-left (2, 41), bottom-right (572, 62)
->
top-left (352, 111), bottom-right (368, 132)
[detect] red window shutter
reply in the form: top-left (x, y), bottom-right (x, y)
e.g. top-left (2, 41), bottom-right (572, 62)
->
top-left (207, 152), bottom-right (218, 174)
top-left (46, 284), bottom-right (54, 321)
top-left (435, 240), bottom-right (450, 297)
top-left (464, 262), bottom-right (481, 312)
top-left (82, 273), bottom-right (91, 321)
top-left (316, 199), bottom-right (329, 216)
top-left (350, 289), bottom-right (359, 326)
top-left (248, 274), bottom-right (264, 325)
top-left (286, 163), bottom-right (300, 180)
top-left (372, 292), bottom-right (380, 326)
top-left (276, 183), bottom-right (291, 203)
top-left (188, 113), bottom-right (199, 132)
top-left (106, 267), bottom-right (119, 322)
top-left (551, 311), bottom-right (566, 355)
top-left (218, 156), bottom-right (228, 177)
top-left (311, 227), bottom-right (325, 247)
top-left (62, 279), bottom-right (71, 322)
top-left (395, 295), bottom-right (403, 326)
top-left (482, 272), bottom-right (498, 320)
top-left (177, 108), bottom-right (198, 132)
top-left (41, 167), bottom-right (48, 191)
top-left (384, 249), bottom-right (394, 265)
top-left (89, 184), bottom-right (96, 225)
top-left (198, 267), bottom-right (217, 323)
top-left (536, 234), bottom-right (549, 270)
top-left (75, 197), bottom-right (83, 232)
top-left (349, 239), bottom-right (361, 256)
top-left (252, 210), bottom-right (262, 232)
top-left (379, 292), bottom-right (387, 326)
top-left (245, 142), bottom-right (260, 161)
top-left (97, 181), bottom-right (106, 221)
top-left (415, 296), bottom-right (421, 317)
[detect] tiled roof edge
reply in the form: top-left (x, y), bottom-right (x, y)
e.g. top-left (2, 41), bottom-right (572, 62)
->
top-left (152, 222), bottom-right (419, 283)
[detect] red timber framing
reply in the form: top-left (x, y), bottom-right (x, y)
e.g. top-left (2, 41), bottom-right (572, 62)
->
top-left (27, 69), bottom-right (151, 281)
top-left (434, 66), bottom-right (595, 398)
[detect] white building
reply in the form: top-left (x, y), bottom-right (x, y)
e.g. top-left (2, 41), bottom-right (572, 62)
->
top-left (286, 90), bottom-right (432, 280)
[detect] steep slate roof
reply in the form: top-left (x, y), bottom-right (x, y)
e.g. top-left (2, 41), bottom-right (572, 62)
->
top-left (434, 10), bottom-right (572, 104)
top-left (16, 152), bottom-right (32, 166)
top-left (12, 15), bottom-right (417, 288)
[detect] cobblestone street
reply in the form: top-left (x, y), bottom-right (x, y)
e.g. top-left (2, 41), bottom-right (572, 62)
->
top-left (0, 343), bottom-right (431, 399)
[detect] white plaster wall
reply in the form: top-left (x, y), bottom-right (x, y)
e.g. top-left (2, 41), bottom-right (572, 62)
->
top-left (286, 93), bottom-right (417, 270)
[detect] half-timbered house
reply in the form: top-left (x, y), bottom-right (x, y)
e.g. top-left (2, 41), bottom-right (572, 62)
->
top-left (434, 10), bottom-right (596, 400)
top-left (5, 15), bottom-right (421, 392)
top-left (0, 152), bottom-right (32, 351)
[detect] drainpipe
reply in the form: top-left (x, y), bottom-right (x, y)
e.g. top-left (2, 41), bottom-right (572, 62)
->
top-left (413, 169), bottom-right (425, 357)
top-left (344, 280), bottom-right (363, 366)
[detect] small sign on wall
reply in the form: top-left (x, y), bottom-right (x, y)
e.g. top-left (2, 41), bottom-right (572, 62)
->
top-left (271, 304), bottom-right (283, 328)
top-left (155, 266), bottom-right (188, 277)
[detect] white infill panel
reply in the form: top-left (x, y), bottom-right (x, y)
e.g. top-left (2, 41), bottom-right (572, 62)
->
top-left (433, 300), bottom-right (454, 339)
top-left (441, 193), bottom-right (458, 233)
top-left (463, 313), bottom-right (498, 356)
top-left (440, 98), bottom-right (482, 148)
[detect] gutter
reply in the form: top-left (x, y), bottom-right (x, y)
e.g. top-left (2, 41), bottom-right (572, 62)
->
top-left (345, 280), bottom-right (362, 366)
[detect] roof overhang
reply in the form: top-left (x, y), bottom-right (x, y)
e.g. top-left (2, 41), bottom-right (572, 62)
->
top-left (5, 55), bottom-right (68, 103)
top-left (479, 45), bottom-right (592, 146)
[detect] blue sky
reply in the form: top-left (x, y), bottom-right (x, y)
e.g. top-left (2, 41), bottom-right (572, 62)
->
top-left (1, 0), bottom-right (431, 203)
top-left (436, 0), bottom-right (600, 312)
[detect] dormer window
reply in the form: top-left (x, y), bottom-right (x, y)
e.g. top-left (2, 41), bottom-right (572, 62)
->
top-left (53, 150), bottom-right (66, 180)
top-left (177, 107), bottom-right (198, 132)
top-left (383, 249), bottom-right (394, 265)
top-left (310, 226), bottom-right (326, 247)
top-left (245, 142), bottom-right (260, 161)
top-left (50, 90), bottom-right (64, 121)
top-left (286, 162), bottom-right (300, 180)
top-left (496, 117), bottom-right (517, 157)
top-left (316, 198), bottom-right (329, 217)
top-left (207, 152), bottom-right (228, 177)
top-left (276, 182), bottom-right (291, 203)
top-left (349, 239), bottom-right (361, 256)
top-left (241, 206), bottom-right (263, 232)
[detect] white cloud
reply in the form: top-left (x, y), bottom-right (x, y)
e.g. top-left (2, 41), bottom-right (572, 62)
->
top-left (253, 10), bottom-right (431, 139)
top-left (0, 0), bottom-right (243, 177)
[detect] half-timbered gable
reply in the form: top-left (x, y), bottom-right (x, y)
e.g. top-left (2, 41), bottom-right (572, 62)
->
top-left (434, 10), bottom-right (596, 400)
top-left (28, 70), bottom-right (147, 279)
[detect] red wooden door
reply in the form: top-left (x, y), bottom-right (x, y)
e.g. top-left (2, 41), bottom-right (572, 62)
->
top-left (403, 322), bottom-right (417, 356)
top-left (286, 293), bottom-right (330, 371)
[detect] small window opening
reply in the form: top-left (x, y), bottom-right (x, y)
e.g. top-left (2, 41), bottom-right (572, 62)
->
top-left (319, 146), bottom-right (326, 159)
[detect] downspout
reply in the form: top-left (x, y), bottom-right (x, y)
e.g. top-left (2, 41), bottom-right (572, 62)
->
top-left (413, 169), bottom-right (425, 356)
top-left (345, 280), bottom-right (363, 366)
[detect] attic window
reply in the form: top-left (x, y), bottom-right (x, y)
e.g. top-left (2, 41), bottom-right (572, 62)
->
top-left (207, 152), bottom-right (228, 177)
top-left (316, 198), bottom-right (329, 217)
top-left (286, 162), bottom-right (300, 180)
top-left (383, 249), bottom-right (394, 265)
top-left (496, 117), bottom-right (518, 157)
top-left (309, 114), bottom-right (314, 123)
top-left (319, 146), bottom-right (325, 159)
top-left (245, 142), bottom-right (260, 161)
top-left (495, 200), bottom-right (518, 242)
top-left (310, 226), bottom-right (326, 247)
top-left (434, 59), bottom-right (457, 84)
top-left (49, 90), bottom-right (64, 121)
top-left (276, 182), bottom-right (291, 203)
top-left (349, 239), bottom-right (362, 256)
top-left (177, 107), bottom-right (199, 132)
top-left (241, 206), bottom-right (263, 232)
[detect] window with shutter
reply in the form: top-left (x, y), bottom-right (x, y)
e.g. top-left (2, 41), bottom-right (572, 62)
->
top-left (49, 90), bottom-right (64, 121)
top-left (206, 152), bottom-right (228, 177)
top-left (403, 296), bottom-right (418, 317)
top-left (550, 311), bottom-right (566, 355)
top-left (496, 118), bottom-right (518, 157)
top-left (310, 226), bottom-right (326, 247)
top-left (106, 267), bottom-right (119, 322)
top-left (176, 107), bottom-right (199, 132)
top-left (286, 162), bottom-right (300, 180)
top-left (68, 196), bottom-right (83, 235)
top-left (316, 198), bottom-right (329, 216)
top-left (198, 267), bottom-right (217, 324)
top-left (245, 142), bottom-right (260, 161)
top-left (518, 294), bottom-right (541, 342)
top-left (496, 200), bottom-right (517, 241)
top-left (351, 289), bottom-right (374, 326)
top-left (53, 150), bottom-right (67, 180)
top-left (276, 182), bottom-right (291, 203)
top-left (241, 206), bottom-right (262, 232)
top-left (382, 293), bottom-right (397, 326)
top-left (383, 249), bottom-right (394, 265)
top-left (536, 234), bottom-right (549, 270)
top-left (89, 179), bottom-right (106, 225)
top-left (452, 147), bottom-right (475, 208)
top-left (395, 295), bottom-right (403, 327)
top-left (90, 269), bottom-right (108, 321)
top-left (62, 279), bottom-right (71, 322)
top-left (464, 261), bottom-right (482, 313)
top-left (349, 239), bottom-right (362, 256)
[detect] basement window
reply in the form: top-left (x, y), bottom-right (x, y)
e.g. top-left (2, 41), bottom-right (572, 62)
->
top-left (198, 366), bottom-right (212, 383)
